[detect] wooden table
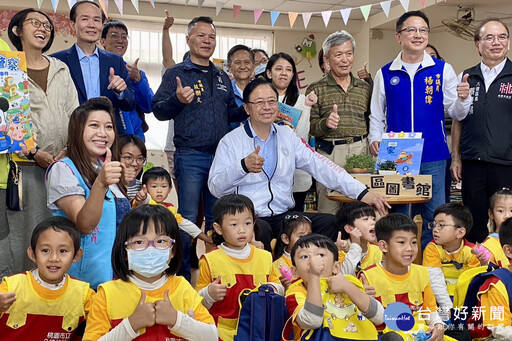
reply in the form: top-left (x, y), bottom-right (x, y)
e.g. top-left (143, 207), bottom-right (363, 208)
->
top-left (327, 195), bottom-right (431, 205)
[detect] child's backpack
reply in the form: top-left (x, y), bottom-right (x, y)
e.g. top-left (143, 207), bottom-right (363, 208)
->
top-left (453, 264), bottom-right (512, 340)
top-left (234, 284), bottom-right (289, 341)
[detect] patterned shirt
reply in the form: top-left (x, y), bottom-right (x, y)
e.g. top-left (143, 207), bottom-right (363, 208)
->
top-left (307, 72), bottom-right (371, 139)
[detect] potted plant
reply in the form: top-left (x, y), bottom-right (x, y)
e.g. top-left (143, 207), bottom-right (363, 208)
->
top-left (345, 154), bottom-right (375, 174)
top-left (377, 160), bottom-right (397, 175)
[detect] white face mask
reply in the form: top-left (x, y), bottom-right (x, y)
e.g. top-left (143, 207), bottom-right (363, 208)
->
top-left (127, 247), bottom-right (170, 278)
top-left (254, 63), bottom-right (267, 75)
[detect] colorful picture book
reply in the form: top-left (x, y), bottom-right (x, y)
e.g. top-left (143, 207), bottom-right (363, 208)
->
top-left (276, 102), bottom-right (301, 130)
top-left (0, 51), bottom-right (34, 154)
top-left (376, 132), bottom-right (424, 175)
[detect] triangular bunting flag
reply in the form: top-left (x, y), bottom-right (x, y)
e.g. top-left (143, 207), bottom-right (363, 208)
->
top-left (288, 12), bottom-right (298, 28)
top-left (321, 10), bottom-right (332, 27)
top-left (399, 0), bottom-right (409, 12)
top-left (67, 0), bottom-right (76, 9)
top-left (340, 8), bottom-right (352, 25)
top-left (254, 9), bottom-right (263, 24)
top-left (380, 0), bottom-right (391, 18)
top-left (99, 0), bottom-right (108, 17)
top-left (37, 0), bottom-right (43, 8)
top-left (113, 0), bottom-right (123, 15)
top-left (198, 0), bottom-right (205, 8)
top-left (130, 0), bottom-right (139, 13)
top-left (360, 4), bottom-right (371, 21)
top-left (302, 12), bottom-right (312, 29)
top-left (51, 0), bottom-right (59, 12)
top-left (216, 1), bottom-right (226, 16)
top-left (148, 0), bottom-right (155, 8)
top-left (270, 11), bottom-right (280, 27)
top-left (419, 0), bottom-right (426, 8)
top-left (233, 5), bottom-right (241, 19)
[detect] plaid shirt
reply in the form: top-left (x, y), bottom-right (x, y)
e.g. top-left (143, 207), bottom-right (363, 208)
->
top-left (307, 72), bottom-right (371, 139)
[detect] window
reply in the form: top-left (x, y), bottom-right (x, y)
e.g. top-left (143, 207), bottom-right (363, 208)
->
top-left (121, 20), bottom-right (273, 149)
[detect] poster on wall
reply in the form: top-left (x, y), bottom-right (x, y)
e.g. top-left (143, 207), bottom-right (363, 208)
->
top-left (0, 51), bottom-right (35, 154)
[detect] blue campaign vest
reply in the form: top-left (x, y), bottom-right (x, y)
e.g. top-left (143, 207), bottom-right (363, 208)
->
top-left (51, 157), bottom-right (116, 289)
top-left (381, 58), bottom-right (450, 162)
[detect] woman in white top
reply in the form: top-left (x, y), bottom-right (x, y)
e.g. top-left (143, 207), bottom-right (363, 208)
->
top-left (265, 52), bottom-right (317, 211)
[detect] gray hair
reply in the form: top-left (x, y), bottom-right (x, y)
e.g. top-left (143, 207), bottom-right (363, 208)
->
top-left (322, 30), bottom-right (356, 57)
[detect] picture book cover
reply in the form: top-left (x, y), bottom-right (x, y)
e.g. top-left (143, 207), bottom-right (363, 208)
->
top-left (276, 102), bottom-right (301, 130)
top-left (0, 51), bottom-right (35, 154)
top-left (376, 132), bottom-right (424, 175)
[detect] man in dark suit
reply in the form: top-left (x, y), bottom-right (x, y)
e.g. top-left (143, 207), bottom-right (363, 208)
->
top-left (52, 0), bottom-right (135, 135)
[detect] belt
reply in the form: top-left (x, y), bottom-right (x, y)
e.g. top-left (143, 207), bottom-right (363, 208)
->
top-left (320, 134), bottom-right (367, 145)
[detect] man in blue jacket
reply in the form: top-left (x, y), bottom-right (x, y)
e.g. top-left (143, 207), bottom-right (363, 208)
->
top-left (52, 1), bottom-right (135, 136)
top-left (100, 20), bottom-right (153, 141)
top-left (152, 16), bottom-right (246, 280)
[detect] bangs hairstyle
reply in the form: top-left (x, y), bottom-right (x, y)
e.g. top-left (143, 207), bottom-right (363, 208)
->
top-left (290, 234), bottom-right (338, 266)
top-left (335, 202), bottom-right (375, 240)
top-left (8, 9), bottom-right (55, 53)
top-left (265, 52), bottom-right (299, 107)
top-left (213, 194), bottom-right (255, 224)
top-left (243, 78), bottom-right (278, 104)
top-left (118, 134), bottom-right (147, 157)
top-left (395, 10), bottom-right (430, 32)
top-left (375, 213), bottom-right (417, 243)
top-left (499, 217), bottom-right (512, 247)
top-left (434, 202), bottom-right (473, 234)
top-left (112, 205), bottom-right (182, 281)
top-left (273, 213), bottom-right (312, 260)
top-left (67, 97), bottom-right (119, 189)
top-left (31, 217), bottom-right (81, 256)
top-left (489, 188), bottom-right (512, 210)
top-left (142, 167), bottom-right (172, 187)
top-left (101, 19), bottom-right (128, 39)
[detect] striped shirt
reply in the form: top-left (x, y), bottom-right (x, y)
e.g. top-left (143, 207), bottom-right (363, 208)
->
top-left (307, 72), bottom-right (371, 139)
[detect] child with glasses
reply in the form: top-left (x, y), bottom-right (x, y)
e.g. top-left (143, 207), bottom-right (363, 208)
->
top-left (422, 203), bottom-right (487, 340)
top-left (83, 205), bottom-right (217, 341)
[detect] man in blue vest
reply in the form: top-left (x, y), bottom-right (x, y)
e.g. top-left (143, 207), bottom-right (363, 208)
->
top-left (369, 11), bottom-right (459, 249)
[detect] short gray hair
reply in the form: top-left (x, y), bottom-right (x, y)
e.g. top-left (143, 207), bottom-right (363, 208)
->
top-left (322, 30), bottom-right (356, 57)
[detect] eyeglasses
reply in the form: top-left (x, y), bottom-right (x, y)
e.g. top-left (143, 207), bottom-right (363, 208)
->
top-left (108, 32), bottom-right (129, 41)
top-left (24, 18), bottom-right (53, 32)
top-left (255, 58), bottom-right (269, 65)
top-left (480, 34), bottom-right (509, 44)
top-left (125, 236), bottom-right (175, 251)
top-left (247, 99), bottom-right (278, 108)
top-left (284, 214), bottom-right (312, 223)
top-left (121, 156), bottom-right (146, 165)
top-left (398, 26), bottom-right (430, 36)
top-left (427, 222), bottom-right (459, 230)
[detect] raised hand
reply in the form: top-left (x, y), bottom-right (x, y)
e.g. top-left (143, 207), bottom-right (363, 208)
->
top-left (155, 290), bottom-right (178, 327)
top-left (176, 77), bottom-right (194, 104)
top-left (328, 273), bottom-right (351, 294)
top-left (107, 67), bottom-right (127, 93)
top-left (309, 253), bottom-right (325, 278)
top-left (305, 90), bottom-right (317, 107)
top-left (126, 58), bottom-right (142, 83)
top-left (348, 226), bottom-right (362, 245)
top-left (357, 62), bottom-right (370, 80)
top-left (128, 291), bottom-right (156, 332)
top-left (98, 148), bottom-right (123, 188)
top-left (360, 192), bottom-right (390, 217)
top-left (457, 74), bottom-right (470, 99)
top-left (335, 231), bottom-right (350, 253)
top-left (135, 184), bottom-right (148, 204)
top-left (163, 10), bottom-right (174, 30)
top-left (326, 104), bottom-right (340, 129)
top-left (0, 291), bottom-right (16, 312)
top-left (208, 276), bottom-right (227, 302)
top-left (244, 145), bottom-right (265, 173)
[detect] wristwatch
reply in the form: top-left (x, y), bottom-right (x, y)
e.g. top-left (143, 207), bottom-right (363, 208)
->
top-left (27, 147), bottom-right (40, 160)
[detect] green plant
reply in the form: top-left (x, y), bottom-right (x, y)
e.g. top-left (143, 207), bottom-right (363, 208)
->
top-left (344, 154), bottom-right (375, 172)
top-left (378, 160), bottom-right (396, 171)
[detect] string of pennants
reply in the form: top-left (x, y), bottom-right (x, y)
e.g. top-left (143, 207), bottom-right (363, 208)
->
top-left (38, 0), bottom-right (446, 28)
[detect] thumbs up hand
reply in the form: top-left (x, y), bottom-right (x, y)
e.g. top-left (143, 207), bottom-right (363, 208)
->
top-left (107, 67), bottom-right (127, 93)
top-left (163, 10), bottom-right (174, 30)
top-left (98, 147), bottom-right (123, 188)
top-left (135, 184), bottom-right (149, 205)
top-left (176, 77), bottom-right (194, 104)
top-left (208, 276), bottom-right (227, 302)
top-left (155, 290), bottom-right (178, 327)
top-left (126, 58), bottom-right (142, 83)
top-left (357, 62), bottom-right (370, 80)
top-left (457, 74), bottom-right (470, 99)
top-left (128, 291), bottom-right (156, 332)
top-left (244, 145), bottom-right (265, 173)
top-left (326, 104), bottom-right (340, 129)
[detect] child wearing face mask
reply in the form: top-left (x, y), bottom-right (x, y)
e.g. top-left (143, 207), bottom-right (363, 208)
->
top-left (83, 205), bottom-right (217, 341)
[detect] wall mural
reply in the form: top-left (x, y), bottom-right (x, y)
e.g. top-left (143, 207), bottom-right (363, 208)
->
top-left (0, 10), bottom-right (75, 38)
top-left (294, 34), bottom-right (319, 90)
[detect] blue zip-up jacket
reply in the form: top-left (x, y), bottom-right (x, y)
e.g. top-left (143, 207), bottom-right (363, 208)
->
top-left (152, 57), bottom-right (247, 154)
top-left (121, 68), bottom-right (154, 141)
